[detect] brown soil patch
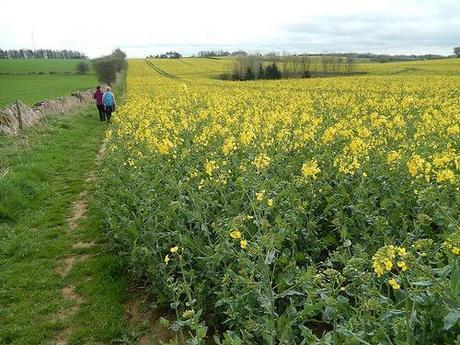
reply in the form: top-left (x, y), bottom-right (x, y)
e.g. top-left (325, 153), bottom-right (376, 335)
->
top-left (53, 285), bottom-right (84, 345)
top-left (54, 256), bottom-right (77, 278)
top-left (54, 255), bottom-right (90, 278)
top-left (85, 171), bottom-right (96, 183)
top-left (85, 141), bottom-right (106, 182)
top-left (53, 329), bottom-right (69, 345)
top-left (61, 285), bottom-right (83, 304)
top-left (96, 141), bottom-right (107, 163)
top-left (72, 241), bottom-right (96, 249)
top-left (126, 289), bottom-right (174, 345)
top-left (67, 191), bottom-right (88, 231)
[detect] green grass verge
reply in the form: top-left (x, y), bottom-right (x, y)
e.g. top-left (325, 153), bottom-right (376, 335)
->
top-left (0, 107), bottom-right (131, 345)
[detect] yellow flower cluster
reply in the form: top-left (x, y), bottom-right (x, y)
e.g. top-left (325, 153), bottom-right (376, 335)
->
top-left (372, 245), bottom-right (408, 277)
top-left (111, 59), bottom-right (459, 188)
top-left (253, 153), bottom-right (271, 171)
top-left (230, 230), bottom-right (248, 249)
top-left (388, 278), bottom-right (401, 290)
top-left (301, 160), bottom-right (320, 179)
top-left (443, 241), bottom-right (460, 255)
top-left (164, 245), bottom-right (180, 265)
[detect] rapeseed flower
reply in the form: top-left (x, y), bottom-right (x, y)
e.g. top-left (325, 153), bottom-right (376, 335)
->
top-left (301, 160), bottom-right (320, 179)
top-left (230, 230), bottom-right (241, 239)
top-left (388, 278), bottom-right (401, 290)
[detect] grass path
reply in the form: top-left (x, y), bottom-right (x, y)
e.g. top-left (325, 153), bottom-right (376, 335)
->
top-left (0, 107), bottom-right (131, 344)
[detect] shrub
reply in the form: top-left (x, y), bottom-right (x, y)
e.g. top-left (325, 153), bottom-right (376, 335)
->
top-left (76, 61), bottom-right (90, 74)
top-left (91, 49), bottom-right (126, 84)
top-left (302, 70), bottom-right (312, 78)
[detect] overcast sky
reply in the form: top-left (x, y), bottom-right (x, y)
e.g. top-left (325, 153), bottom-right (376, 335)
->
top-left (0, 0), bottom-right (459, 57)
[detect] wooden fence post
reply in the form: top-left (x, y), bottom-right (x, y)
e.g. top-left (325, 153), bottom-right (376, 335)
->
top-left (16, 100), bottom-right (23, 131)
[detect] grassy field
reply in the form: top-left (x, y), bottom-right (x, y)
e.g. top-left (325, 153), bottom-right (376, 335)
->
top-left (0, 59), bottom-right (91, 74)
top-left (98, 57), bottom-right (460, 344)
top-left (0, 59), bottom-right (96, 107)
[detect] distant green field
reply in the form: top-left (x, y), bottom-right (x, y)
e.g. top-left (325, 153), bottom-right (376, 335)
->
top-left (0, 59), bottom-right (96, 107)
top-left (0, 59), bottom-right (91, 74)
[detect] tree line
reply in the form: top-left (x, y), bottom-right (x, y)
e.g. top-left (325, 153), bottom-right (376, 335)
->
top-left (0, 49), bottom-right (87, 59)
top-left (222, 53), bottom-right (356, 81)
top-left (196, 50), bottom-right (249, 57)
top-left (91, 49), bottom-right (127, 85)
top-left (146, 51), bottom-right (182, 59)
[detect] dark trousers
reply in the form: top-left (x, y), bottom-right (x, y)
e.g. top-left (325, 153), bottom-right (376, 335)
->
top-left (96, 104), bottom-right (105, 121)
top-left (105, 106), bottom-right (114, 122)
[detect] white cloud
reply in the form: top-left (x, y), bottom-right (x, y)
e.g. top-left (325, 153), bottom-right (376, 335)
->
top-left (0, 0), bottom-right (458, 57)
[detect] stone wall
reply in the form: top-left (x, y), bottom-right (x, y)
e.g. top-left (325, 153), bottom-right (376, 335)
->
top-left (0, 88), bottom-right (98, 135)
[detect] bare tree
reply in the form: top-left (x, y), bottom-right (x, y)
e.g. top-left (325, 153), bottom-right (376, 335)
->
top-left (320, 55), bottom-right (328, 73)
top-left (335, 57), bottom-right (344, 73)
top-left (281, 51), bottom-right (290, 78)
top-left (299, 55), bottom-right (312, 74)
top-left (288, 54), bottom-right (300, 76)
top-left (321, 55), bottom-right (335, 73)
top-left (346, 54), bottom-right (355, 73)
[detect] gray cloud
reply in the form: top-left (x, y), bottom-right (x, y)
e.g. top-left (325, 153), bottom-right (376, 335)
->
top-left (281, 4), bottom-right (460, 54)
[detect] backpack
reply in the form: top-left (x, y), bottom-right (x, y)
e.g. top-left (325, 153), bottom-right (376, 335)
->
top-left (103, 92), bottom-right (114, 106)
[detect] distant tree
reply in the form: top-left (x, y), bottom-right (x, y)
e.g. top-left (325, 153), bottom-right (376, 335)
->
top-left (0, 48), bottom-right (87, 59)
top-left (299, 55), bottom-right (312, 74)
top-left (257, 64), bottom-right (265, 79)
top-left (112, 48), bottom-right (127, 71)
top-left (156, 51), bottom-right (182, 59)
top-left (76, 61), bottom-right (90, 74)
top-left (302, 70), bottom-right (312, 78)
top-left (198, 50), bottom-right (230, 57)
top-left (346, 54), bottom-right (355, 73)
top-left (231, 50), bottom-right (248, 56)
top-left (92, 58), bottom-right (117, 84)
top-left (454, 47), bottom-right (460, 57)
top-left (245, 66), bottom-right (255, 80)
top-left (91, 49), bottom-right (126, 84)
top-left (265, 62), bottom-right (282, 79)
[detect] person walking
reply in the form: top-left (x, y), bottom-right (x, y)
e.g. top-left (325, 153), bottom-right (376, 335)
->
top-left (93, 86), bottom-right (105, 121)
top-left (102, 86), bottom-right (116, 123)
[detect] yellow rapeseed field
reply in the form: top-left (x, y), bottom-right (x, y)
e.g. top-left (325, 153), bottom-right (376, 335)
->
top-left (100, 58), bottom-right (460, 344)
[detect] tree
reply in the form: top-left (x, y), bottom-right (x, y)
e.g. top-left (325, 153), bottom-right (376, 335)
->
top-left (265, 63), bottom-right (282, 79)
top-left (454, 47), bottom-right (460, 58)
top-left (257, 64), bottom-right (265, 79)
top-left (346, 54), bottom-right (355, 73)
top-left (244, 66), bottom-right (255, 80)
top-left (299, 55), bottom-right (312, 75)
top-left (92, 58), bottom-right (117, 84)
top-left (91, 49), bottom-right (126, 84)
top-left (76, 61), bottom-right (90, 74)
